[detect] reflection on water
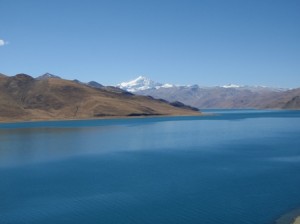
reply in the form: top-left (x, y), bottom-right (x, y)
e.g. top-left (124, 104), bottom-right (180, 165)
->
top-left (1, 111), bottom-right (299, 167)
top-left (0, 110), bottom-right (300, 224)
top-left (0, 126), bottom-right (122, 166)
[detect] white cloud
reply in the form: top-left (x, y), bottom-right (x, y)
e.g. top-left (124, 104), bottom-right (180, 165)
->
top-left (0, 39), bottom-right (7, 46)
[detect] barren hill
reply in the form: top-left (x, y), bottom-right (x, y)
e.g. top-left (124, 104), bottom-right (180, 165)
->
top-left (136, 85), bottom-right (300, 109)
top-left (0, 74), bottom-right (200, 122)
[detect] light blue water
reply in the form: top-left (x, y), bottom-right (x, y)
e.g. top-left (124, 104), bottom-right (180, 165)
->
top-left (0, 110), bottom-right (300, 224)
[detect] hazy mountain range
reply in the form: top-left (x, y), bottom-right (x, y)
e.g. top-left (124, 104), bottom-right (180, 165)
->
top-left (0, 73), bottom-right (199, 122)
top-left (117, 76), bottom-right (300, 109)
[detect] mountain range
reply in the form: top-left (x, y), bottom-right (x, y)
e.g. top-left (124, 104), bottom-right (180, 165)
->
top-left (0, 73), bottom-right (200, 122)
top-left (117, 76), bottom-right (300, 109)
top-left (117, 76), bottom-right (174, 92)
top-left (1, 73), bottom-right (299, 122)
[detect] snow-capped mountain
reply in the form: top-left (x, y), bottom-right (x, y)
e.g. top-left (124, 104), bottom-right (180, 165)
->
top-left (117, 76), bottom-right (174, 92)
top-left (221, 84), bottom-right (288, 92)
top-left (118, 76), bottom-right (286, 92)
top-left (116, 76), bottom-right (296, 109)
top-left (222, 84), bottom-right (242, 88)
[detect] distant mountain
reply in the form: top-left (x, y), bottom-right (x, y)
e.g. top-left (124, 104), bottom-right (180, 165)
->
top-left (0, 73), bottom-right (200, 122)
top-left (222, 84), bottom-right (242, 88)
top-left (87, 81), bottom-right (103, 88)
top-left (36, 73), bottom-right (61, 80)
top-left (117, 76), bottom-right (299, 109)
top-left (269, 88), bottom-right (300, 109)
top-left (117, 76), bottom-right (174, 92)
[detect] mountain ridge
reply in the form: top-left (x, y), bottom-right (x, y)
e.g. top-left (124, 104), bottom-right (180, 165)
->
top-left (117, 76), bottom-right (299, 109)
top-left (0, 73), bottom-right (200, 122)
top-left (117, 76), bottom-right (174, 92)
top-left (118, 76), bottom-right (288, 92)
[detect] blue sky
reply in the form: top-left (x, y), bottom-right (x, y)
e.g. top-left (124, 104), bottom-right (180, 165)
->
top-left (0, 0), bottom-right (299, 87)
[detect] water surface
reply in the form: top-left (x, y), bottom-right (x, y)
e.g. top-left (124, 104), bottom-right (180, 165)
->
top-left (0, 110), bottom-right (300, 224)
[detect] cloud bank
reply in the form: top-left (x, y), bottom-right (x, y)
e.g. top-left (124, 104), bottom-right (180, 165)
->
top-left (0, 39), bottom-right (7, 46)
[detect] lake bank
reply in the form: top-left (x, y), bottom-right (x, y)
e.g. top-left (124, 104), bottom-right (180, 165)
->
top-left (276, 209), bottom-right (300, 224)
top-left (0, 112), bottom-right (206, 124)
top-left (0, 113), bottom-right (207, 127)
top-left (294, 217), bottom-right (300, 224)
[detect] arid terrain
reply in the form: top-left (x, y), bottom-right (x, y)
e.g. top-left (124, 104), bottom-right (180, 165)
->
top-left (136, 85), bottom-right (300, 109)
top-left (0, 73), bottom-right (200, 122)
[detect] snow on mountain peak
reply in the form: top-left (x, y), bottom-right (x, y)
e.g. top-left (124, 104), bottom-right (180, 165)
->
top-left (117, 76), bottom-right (173, 92)
top-left (118, 77), bottom-right (285, 93)
top-left (222, 84), bottom-right (242, 88)
top-left (161, 83), bottom-right (174, 88)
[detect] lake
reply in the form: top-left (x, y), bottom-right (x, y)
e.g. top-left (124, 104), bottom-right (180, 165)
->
top-left (0, 110), bottom-right (300, 224)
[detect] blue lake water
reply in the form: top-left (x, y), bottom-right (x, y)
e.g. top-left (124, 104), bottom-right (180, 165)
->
top-left (0, 110), bottom-right (300, 224)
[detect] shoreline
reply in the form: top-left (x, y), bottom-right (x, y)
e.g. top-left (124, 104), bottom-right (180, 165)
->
top-left (293, 217), bottom-right (300, 224)
top-left (2, 108), bottom-right (299, 124)
top-left (0, 113), bottom-right (210, 126)
top-left (276, 208), bottom-right (300, 224)
top-left (1, 109), bottom-right (298, 124)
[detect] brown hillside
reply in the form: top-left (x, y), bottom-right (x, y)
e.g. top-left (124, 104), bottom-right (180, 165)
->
top-left (0, 74), bottom-right (200, 122)
top-left (137, 85), bottom-right (300, 109)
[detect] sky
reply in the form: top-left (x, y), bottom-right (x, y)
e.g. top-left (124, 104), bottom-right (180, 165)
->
top-left (0, 0), bottom-right (299, 87)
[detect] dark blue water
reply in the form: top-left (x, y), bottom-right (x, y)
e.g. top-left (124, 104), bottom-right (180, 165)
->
top-left (1, 110), bottom-right (300, 224)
